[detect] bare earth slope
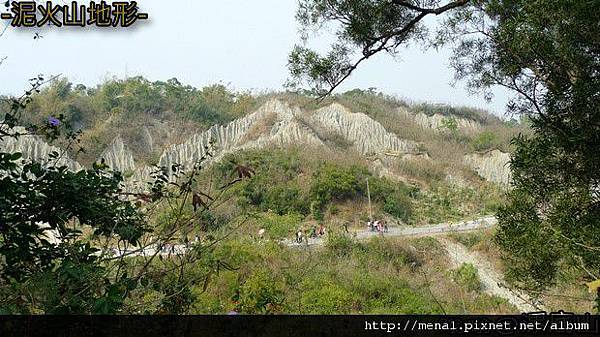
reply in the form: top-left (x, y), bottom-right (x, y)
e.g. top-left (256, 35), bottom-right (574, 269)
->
top-left (1, 99), bottom-right (512, 189)
top-left (439, 237), bottom-right (544, 313)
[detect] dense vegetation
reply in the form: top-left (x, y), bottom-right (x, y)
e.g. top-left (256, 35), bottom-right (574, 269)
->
top-left (2, 76), bottom-right (595, 313)
top-left (0, 77), bottom-right (525, 169)
top-left (0, 70), bottom-right (530, 313)
top-left (2, 0), bottom-right (598, 316)
top-left (474, 0), bottom-right (600, 302)
top-left (287, 0), bottom-right (600, 309)
top-left (209, 147), bottom-right (503, 236)
top-left (0, 153), bottom-right (145, 313)
top-left (0, 77), bottom-right (260, 165)
top-left (179, 235), bottom-right (514, 314)
top-left (10, 76), bottom-right (256, 128)
top-left (0, 81), bottom-right (257, 313)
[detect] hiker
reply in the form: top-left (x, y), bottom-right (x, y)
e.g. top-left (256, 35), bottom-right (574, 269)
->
top-left (309, 225), bottom-right (317, 238)
top-left (367, 220), bottom-right (373, 232)
top-left (258, 228), bottom-right (265, 240)
top-left (374, 220), bottom-right (381, 232)
top-left (318, 224), bottom-right (326, 236)
top-left (295, 230), bottom-right (303, 244)
top-left (383, 220), bottom-right (389, 233)
top-left (342, 223), bottom-right (349, 234)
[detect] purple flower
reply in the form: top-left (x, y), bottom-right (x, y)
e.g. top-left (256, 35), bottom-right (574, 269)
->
top-left (48, 116), bottom-right (60, 127)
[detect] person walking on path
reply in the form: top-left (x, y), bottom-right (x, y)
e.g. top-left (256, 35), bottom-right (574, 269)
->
top-left (309, 225), bottom-right (317, 238)
top-left (295, 230), bottom-right (303, 244)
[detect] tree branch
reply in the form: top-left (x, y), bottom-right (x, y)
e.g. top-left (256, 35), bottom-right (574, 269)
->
top-left (392, 0), bottom-right (469, 15)
top-left (315, 0), bottom-right (469, 99)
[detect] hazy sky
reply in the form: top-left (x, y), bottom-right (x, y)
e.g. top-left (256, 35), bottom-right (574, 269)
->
top-left (0, 0), bottom-right (512, 116)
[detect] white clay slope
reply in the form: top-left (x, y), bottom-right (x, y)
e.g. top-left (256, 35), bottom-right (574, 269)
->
top-left (1, 100), bottom-right (511, 189)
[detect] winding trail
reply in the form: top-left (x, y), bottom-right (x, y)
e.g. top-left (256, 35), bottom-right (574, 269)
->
top-left (285, 215), bottom-right (544, 312)
top-left (112, 215), bottom-right (543, 312)
top-left (439, 237), bottom-right (545, 313)
top-left (113, 216), bottom-right (498, 258)
top-left (283, 216), bottom-right (498, 247)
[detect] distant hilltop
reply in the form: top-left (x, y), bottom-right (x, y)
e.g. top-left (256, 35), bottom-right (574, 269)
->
top-left (1, 97), bottom-right (516, 191)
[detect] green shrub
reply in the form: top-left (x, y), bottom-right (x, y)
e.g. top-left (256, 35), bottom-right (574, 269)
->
top-left (325, 233), bottom-right (356, 256)
top-left (412, 102), bottom-right (493, 125)
top-left (411, 183), bottom-right (504, 224)
top-left (337, 88), bottom-right (409, 118)
top-left (256, 212), bottom-right (303, 239)
top-left (451, 263), bottom-right (482, 292)
top-left (300, 280), bottom-right (355, 314)
top-left (362, 237), bottom-right (422, 268)
top-left (472, 295), bottom-right (511, 313)
top-left (368, 176), bottom-right (417, 199)
top-left (238, 269), bottom-right (285, 314)
top-left (471, 131), bottom-right (498, 151)
top-left (440, 116), bottom-right (459, 133)
top-left (158, 283), bottom-right (195, 314)
top-left (448, 232), bottom-right (484, 249)
top-left (190, 290), bottom-right (225, 314)
top-left (309, 164), bottom-right (370, 219)
top-left (411, 237), bottom-right (443, 253)
top-left (215, 239), bottom-right (262, 267)
top-left (366, 176), bottom-right (396, 201)
top-left (379, 287), bottom-right (440, 314)
top-left (240, 178), bottom-right (307, 215)
top-left (347, 272), bottom-right (438, 314)
top-left (383, 193), bottom-right (412, 222)
top-left (218, 150), bottom-right (309, 216)
top-left (310, 164), bottom-right (367, 206)
top-left (395, 159), bottom-right (446, 183)
top-left (310, 200), bottom-right (325, 221)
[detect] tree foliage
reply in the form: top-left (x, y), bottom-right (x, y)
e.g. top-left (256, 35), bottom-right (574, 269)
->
top-left (4, 76), bottom-right (257, 132)
top-left (289, 0), bottom-right (600, 302)
top-left (0, 79), bottom-right (144, 313)
top-left (443, 0), bottom-right (600, 292)
top-left (288, 0), bottom-right (469, 96)
top-left (0, 78), bottom-right (245, 313)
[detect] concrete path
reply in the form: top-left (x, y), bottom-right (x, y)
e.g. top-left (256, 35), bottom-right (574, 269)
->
top-left (283, 216), bottom-right (497, 247)
top-left (111, 216), bottom-right (497, 257)
top-left (108, 215), bottom-right (542, 312)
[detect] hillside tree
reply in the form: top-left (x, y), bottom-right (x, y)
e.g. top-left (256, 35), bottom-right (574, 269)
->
top-left (288, 0), bottom-right (600, 308)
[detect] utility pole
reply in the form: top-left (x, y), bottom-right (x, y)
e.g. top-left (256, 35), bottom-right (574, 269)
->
top-left (366, 177), bottom-right (372, 222)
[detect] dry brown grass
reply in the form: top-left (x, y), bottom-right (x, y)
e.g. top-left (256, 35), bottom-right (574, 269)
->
top-left (447, 230), bottom-right (596, 313)
top-left (240, 110), bottom-right (278, 143)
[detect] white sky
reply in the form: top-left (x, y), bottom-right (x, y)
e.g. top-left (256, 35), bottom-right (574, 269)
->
top-left (0, 0), bottom-right (512, 116)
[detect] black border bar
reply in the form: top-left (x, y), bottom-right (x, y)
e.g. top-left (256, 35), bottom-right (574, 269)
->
top-left (0, 314), bottom-right (598, 337)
